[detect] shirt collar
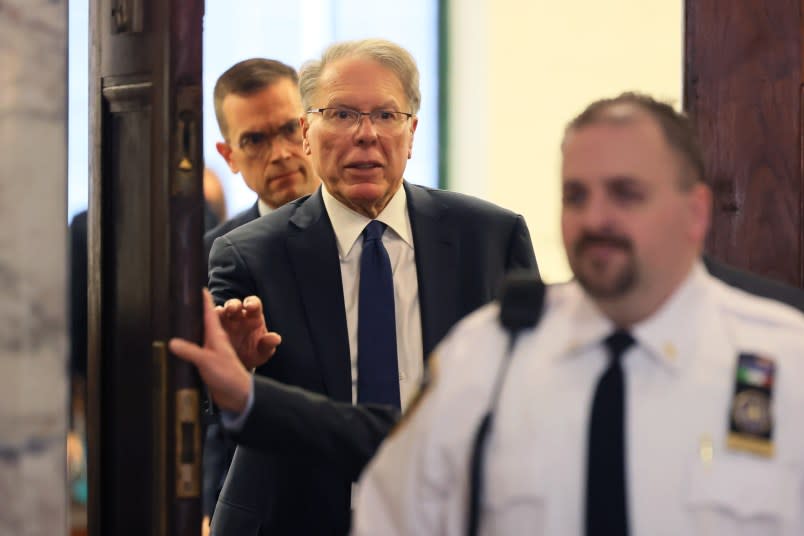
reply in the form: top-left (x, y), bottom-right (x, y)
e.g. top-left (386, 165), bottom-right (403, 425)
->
top-left (257, 199), bottom-right (274, 217)
top-left (560, 261), bottom-right (710, 372)
top-left (630, 261), bottom-right (710, 372)
top-left (558, 283), bottom-right (615, 358)
top-left (321, 183), bottom-right (413, 259)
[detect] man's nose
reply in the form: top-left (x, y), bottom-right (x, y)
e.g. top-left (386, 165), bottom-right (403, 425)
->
top-left (269, 137), bottom-right (293, 162)
top-left (578, 194), bottom-right (615, 230)
top-left (353, 114), bottom-right (379, 144)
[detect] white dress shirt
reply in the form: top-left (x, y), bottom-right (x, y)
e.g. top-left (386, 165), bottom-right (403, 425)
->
top-left (257, 198), bottom-right (274, 217)
top-left (353, 263), bottom-right (804, 536)
top-left (321, 185), bottom-right (423, 411)
top-left (224, 185), bottom-right (425, 432)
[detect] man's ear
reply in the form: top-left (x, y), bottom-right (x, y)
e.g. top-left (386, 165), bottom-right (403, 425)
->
top-left (216, 141), bottom-right (239, 174)
top-left (301, 116), bottom-right (312, 155)
top-left (407, 116), bottom-right (418, 159)
top-left (688, 182), bottom-right (712, 243)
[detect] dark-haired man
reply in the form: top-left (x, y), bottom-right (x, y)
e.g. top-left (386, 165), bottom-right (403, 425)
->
top-left (204, 58), bottom-right (319, 258)
top-left (201, 58), bottom-right (319, 532)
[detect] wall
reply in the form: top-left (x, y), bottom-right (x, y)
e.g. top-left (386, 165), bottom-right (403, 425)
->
top-left (0, 1), bottom-right (68, 534)
top-left (449, 0), bottom-right (683, 282)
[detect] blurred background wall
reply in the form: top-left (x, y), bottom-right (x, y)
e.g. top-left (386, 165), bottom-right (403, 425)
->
top-left (448, 0), bottom-right (683, 282)
top-left (0, 1), bottom-right (68, 534)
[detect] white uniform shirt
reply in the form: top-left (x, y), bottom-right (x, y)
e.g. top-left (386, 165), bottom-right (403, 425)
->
top-left (322, 185), bottom-right (424, 411)
top-left (353, 263), bottom-right (804, 536)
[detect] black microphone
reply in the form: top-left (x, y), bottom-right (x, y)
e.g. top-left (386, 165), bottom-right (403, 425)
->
top-left (498, 271), bottom-right (547, 331)
top-left (466, 270), bottom-right (546, 536)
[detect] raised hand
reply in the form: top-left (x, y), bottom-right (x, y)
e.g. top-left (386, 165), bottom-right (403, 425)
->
top-left (217, 295), bottom-right (280, 370)
top-left (169, 289), bottom-right (281, 413)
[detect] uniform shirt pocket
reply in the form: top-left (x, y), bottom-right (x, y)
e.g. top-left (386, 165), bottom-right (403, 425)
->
top-left (685, 455), bottom-right (799, 536)
top-left (481, 459), bottom-right (547, 536)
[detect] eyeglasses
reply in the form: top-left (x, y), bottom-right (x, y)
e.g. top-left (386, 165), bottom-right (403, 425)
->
top-left (306, 107), bottom-right (413, 133)
top-left (235, 119), bottom-right (302, 160)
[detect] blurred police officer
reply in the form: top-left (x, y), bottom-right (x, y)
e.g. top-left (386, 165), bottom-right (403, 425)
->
top-left (352, 93), bottom-right (804, 536)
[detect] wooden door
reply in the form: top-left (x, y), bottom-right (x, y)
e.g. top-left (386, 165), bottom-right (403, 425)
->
top-left (87, 1), bottom-right (205, 534)
top-left (685, 0), bottom-right (803, 286)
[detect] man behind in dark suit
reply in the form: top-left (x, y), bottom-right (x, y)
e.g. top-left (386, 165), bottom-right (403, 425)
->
top-left (201, 58), bottom-right (319, 533)
top-left (204, 58), bottom-right (320, 258)
top-left (201, 39), bottom-right (537, 535)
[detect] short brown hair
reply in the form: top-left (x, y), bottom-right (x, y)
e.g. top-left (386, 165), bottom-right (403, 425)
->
top-left (565, 92), bottom-right (705, 188)
top-left (213, 58), bottom-right (298, 140)
top-left (299, 39), bottom-right (421, 115)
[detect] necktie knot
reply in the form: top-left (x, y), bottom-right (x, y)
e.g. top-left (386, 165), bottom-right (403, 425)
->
top-left (363, 220), bottom-right (387, 243)
top-left (604, 330), bottom-right (635, 364)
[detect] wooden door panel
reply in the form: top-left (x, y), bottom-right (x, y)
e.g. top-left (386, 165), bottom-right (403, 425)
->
top-left (685, 0), bottom-right (803, 286)
top-left (88, 1), bottom-right (204, 534)
top-left (103, 100), bottom-right (155, 533)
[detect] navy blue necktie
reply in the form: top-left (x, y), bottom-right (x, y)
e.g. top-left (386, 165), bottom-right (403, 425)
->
top-left (357, 220), bottom-right (400, 409)
top-left (585, 330), bottom-right (634, 536)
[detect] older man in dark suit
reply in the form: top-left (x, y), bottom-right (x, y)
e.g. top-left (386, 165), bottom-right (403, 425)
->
top-left (199, 39), bottom-right (537, 535)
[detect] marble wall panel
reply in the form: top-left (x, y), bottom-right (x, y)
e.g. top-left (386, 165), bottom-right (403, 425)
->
top-left (0, 0), bottom-right (68, 534)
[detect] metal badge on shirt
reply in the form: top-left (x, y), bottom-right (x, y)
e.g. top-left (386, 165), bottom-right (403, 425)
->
top-left (727, 353), bottom-right (776, 458)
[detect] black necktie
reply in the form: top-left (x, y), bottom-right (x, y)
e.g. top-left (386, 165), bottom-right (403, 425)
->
top-left (585, 330), bottom-right (635, 536)
top-left (356, 220), bottom-right (400, 409)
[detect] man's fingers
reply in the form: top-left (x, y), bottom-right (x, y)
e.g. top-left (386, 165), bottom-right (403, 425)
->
top-left (264, 331), bottom-right (282, 347)
top-left (218, 296), bottom-right (265, 334)
top-left (168, 337), bottom-right (205, 367)
top-left (223, 298), bottom-right (244, 317)
top-left (256, 332), bottom-right (282, 359)
top-left (242, 295), bottom-right (264, 317)
top-left (202, 289), bottom-right (228, 341)
top-left (250, 331), bottom-right (282, 368)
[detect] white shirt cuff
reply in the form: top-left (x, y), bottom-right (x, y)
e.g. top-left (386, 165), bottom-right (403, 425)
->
top-left (220, 377), bottom-right (255, 433)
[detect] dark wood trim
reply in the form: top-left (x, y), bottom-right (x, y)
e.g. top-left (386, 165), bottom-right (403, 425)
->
top-left (86, 0), bottom-right (102, 531)
top-left (438, 0), bottom-right (449, 190)
top-left (88, 0), bottom-right (204, 534)
top-left (685, 0), bottom-right (803, 287)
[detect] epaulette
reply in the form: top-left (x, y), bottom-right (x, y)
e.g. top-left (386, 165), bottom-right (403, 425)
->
top-left (714, 278), bottom-right (804, 332)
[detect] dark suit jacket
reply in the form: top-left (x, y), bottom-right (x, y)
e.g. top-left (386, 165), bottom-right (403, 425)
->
top-left (703, 255), bottom-right (804, 312)
top-left (204, 202), bottom-right (261, 262)
top-left (207, 182), bottom-right (537, 535)
top-left (202, 201), bottom-right (262, 517)
top-left (234, 376), bottom-right (401, 482)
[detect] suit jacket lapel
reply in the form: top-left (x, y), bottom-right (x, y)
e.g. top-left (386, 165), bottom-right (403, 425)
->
top-left (286, 190), bottom-right (352, 402)
top-left (406, 183), bottom-right (459, 357)
top-left (246, 202), bottom-right (260, 222)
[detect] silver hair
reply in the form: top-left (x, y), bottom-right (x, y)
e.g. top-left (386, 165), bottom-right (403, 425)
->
top-left (299, 38), bottom-right (421, 114)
